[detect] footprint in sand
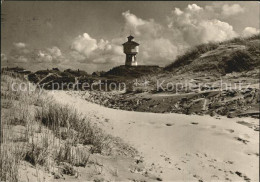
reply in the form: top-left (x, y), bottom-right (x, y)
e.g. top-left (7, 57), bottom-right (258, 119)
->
top-left (226, 129), bottom-right (234, 133)
top-left (160, 155), bottom-right (172, 164)
top-left (166, 123), bottom-right (174, 126)
top-left (225, 160), bottom-right (234, 164)
top-left (185, 153), bottom-right (191, 157)
top-left (225, 177), bottom-right (231, 181)
top-left (235, 171), bottom-right (251, 182)
top-left (193, 174), bottom-right (203, 182)
top-left (209, 164), bottom-right (216, 169)
top-left (195, 153), bottom-right (207, 158)
top-left (246, 152), bottom-right (259, 157)
top-left (235, 137), bottom-right (249, 144)
top-left (208, 158), bottom-right (217, 163)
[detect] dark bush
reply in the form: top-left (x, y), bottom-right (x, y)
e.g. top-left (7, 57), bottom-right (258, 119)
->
top-left (222, 50), bottom-right (256, 73)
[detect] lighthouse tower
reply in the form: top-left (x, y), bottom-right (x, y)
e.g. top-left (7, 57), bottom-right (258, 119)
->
top-left (122, 35), bottom-right (139, 66)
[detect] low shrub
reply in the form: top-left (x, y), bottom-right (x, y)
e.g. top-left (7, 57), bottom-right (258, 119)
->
top-left (54, 141), bottom-right (91, 167)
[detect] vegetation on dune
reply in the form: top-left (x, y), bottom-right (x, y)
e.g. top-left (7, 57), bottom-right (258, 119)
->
top-left (104, 65), bottom-right (162, 79)
top-left (221, 49), bottom-right (257, 73)
top-left (0, 71), bottom-right (133, 181)
top-left (35, 102), bottom-right (112, 154)
top-left (164, 42), bottom-right (219, 71)
top-left (164, 34), bottom-right (260, 74)
top-left (0, 144), bottom-right (23, 182)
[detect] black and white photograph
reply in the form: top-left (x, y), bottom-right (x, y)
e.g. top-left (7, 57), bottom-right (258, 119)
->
top-left (0, 1), bottom-right (259, 181)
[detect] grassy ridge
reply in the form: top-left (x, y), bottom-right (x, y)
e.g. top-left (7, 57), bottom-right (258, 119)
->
top-left (164, 34), bottom-right (260, 74)
top-left (164, 42), bottom-right (219, 71)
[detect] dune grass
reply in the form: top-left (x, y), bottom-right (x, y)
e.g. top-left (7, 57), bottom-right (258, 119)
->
top-left (164, 42), bottom-right (219, 71)
top-left (0, 71), bottom-right (114, 181)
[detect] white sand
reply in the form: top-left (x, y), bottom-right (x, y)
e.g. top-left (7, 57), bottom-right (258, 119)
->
top-left (51, 91), bottom-right (259, 181)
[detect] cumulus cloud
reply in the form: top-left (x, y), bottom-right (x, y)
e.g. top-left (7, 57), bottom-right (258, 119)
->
top-left (198, 20), bottom-right (237, 42)
top-left (7, 42), bottom-right (64, 67)
top-left (141, 38), bottom-right (178, 65)
top-left (173, 8), bottom-right (183, 16)
top-left (37, 46), bottom-right (64, 63)
top-left (242, 27), bottom-right (260, 37)
top-left (122, 10), bottom-right (162, 38)
top-left (71, 33), bottom-right (98, 57)
top-left (167, 4), bottom-right (237, 46)
top-left (48, 46), bottom-right (62, 57)
top-left (70, 33), bottom-right (124, 65)
top-left (122, 10), bottom-right (145, 29)
top-left (187, 4), bottom-right (203, 11)
top-left (222, 4), bottom-right (244, 16)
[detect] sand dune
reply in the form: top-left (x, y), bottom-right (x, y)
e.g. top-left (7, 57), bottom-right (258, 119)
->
top-left (51, 90), bottom-right (259, 181)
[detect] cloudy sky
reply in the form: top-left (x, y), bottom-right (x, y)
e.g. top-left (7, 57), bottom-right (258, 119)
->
top-left (1, 1), bottom-right (259, 73)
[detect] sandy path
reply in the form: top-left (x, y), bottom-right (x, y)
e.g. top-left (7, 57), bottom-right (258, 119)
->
top-left (50, 91), bottom-right (259, 181)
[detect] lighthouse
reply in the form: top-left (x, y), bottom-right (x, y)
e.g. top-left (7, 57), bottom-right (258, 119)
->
top-left (122, 35), bottom-right (139, 66)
